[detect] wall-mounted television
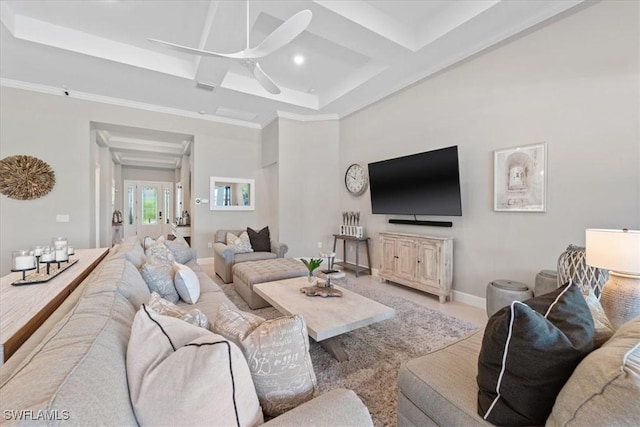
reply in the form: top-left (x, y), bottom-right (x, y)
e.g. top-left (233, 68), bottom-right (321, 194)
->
top-left (368, 145), bottom-right (462, 216)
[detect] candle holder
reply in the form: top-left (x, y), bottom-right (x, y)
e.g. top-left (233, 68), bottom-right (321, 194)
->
top-left (52, 237), bottom-right (69, 265)
top-left (11, 250), bottom-right (37, 280)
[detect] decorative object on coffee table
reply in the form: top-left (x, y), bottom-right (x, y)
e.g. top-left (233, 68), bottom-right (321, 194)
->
top-left (0, 155), bottom-right (56, 200)
top-left (586, 228), bottom-right (640, 329)
top-left (300, 285), bottom-right (343, 298)
top-left (300, 258), bottom-right (323, 283)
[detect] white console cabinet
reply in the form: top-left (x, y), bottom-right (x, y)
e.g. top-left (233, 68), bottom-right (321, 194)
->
top-left (379, 232), bottom-right (453, 303)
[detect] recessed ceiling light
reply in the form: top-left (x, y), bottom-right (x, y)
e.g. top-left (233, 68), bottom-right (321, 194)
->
top-left (293, 55), bottom-right (305, 65)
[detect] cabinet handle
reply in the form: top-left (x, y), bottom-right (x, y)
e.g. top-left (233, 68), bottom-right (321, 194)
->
top-left (417, 260), bottom-right (420, 263)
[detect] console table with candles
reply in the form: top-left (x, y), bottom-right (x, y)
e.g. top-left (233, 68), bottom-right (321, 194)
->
top-left (0, 247), bottom-right (109, 365)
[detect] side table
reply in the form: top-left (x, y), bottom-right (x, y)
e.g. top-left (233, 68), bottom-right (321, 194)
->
top-left (332, 234), bottom-right (372, 277)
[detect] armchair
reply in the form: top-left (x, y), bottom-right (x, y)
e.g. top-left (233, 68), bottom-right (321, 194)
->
top-left (213, 229), bottom-right (288, 283)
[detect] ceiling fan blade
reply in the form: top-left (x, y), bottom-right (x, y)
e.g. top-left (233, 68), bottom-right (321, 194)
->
top-left (252, 62), bottom-right (281, 94)
top-left (148, 38), bottom-right (246, 59)
top-left (244, 10), bottom-right (312, 59)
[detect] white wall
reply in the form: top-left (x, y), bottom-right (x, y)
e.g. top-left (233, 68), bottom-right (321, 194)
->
top-left (0, 88), bottom-right (263, 273)
top-left (339, 0), bottom-right (640, 298)
top-left (122, 166), bottom-right (175, 183)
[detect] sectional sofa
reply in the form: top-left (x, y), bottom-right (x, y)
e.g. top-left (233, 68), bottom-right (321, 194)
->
top-left (0, 237), bottom-right (372, 426)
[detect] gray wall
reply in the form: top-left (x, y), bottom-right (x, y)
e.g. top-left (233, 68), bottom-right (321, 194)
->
top-left (0, 88), bottom-right (264, 273)
top-left (339, 0), bottom-right (639, 300)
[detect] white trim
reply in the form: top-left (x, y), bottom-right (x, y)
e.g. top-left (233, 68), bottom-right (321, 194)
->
top-left (452, 290), bottom-right (486, 309)
top-left (196, 257), bottom-right (215, 265)
top-left (0, 78), bottom-right (262, 129)
top-left (276, 110), bottom-right (340, 122)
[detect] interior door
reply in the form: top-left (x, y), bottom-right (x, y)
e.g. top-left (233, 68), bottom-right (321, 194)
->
top-left (123, 180), bottom-right (173, 239)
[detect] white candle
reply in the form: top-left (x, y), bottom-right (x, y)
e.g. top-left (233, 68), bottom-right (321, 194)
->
top-left (67, 246), bottom-right (75, 255)
top-left (55, 249), bottom-right (68, 262)
top-left (33, 246), bottom-right (43, 256)
top-left (14, 255), bottom-right (35, 270)
top-left (41, 252), bottom-right (54, 262)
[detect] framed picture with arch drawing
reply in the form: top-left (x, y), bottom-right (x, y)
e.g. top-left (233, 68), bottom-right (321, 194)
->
top-left (493, 142), bottom-right (547, 212)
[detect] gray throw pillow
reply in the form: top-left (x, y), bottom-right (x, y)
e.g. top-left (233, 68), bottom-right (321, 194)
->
top-left (477, 281), bottom-right (594, 426)
top-left (147, 292), bottom-right (208, 329)
top-left (140, 261), bottom-right (179, 303)
top-left (247, 226), bottom-right (270, 252)
top-left (165, 236), bottom-right (193, 264)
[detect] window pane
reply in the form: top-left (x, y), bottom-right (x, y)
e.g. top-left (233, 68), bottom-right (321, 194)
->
top-left (142, 187), bottom-right (158, 224)
top-left (164, 188), bottom-right (170, 224)
top-left (127, 186), bottom-right (135, 225)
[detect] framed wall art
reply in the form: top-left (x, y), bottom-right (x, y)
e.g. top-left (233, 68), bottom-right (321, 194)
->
top-left (494, 142), bottom-right (547, 212)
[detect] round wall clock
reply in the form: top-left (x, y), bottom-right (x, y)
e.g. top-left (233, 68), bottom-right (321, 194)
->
top-left (0, 155), bottom-right (56, 200)
top-left (345, 163), bottom-right (368, 196)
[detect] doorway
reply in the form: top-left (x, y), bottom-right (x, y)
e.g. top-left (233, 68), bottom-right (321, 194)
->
top-left (123, 180), bottom-right (173, 239)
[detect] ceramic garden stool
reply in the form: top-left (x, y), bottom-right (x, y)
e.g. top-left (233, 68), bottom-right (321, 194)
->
top-left (534, 269), bottom-right (559, 296)
top-left (486, 279), bottom-right (533, 317)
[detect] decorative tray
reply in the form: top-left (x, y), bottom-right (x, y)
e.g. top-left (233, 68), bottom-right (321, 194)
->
top-left (12, 259), bottom-right (79, 286)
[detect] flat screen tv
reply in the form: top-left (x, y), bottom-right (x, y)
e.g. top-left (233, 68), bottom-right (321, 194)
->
top-left (368, 145), bottom-right (462, 216)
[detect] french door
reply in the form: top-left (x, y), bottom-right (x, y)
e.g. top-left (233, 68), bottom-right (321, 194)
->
top-left (123, 180), bottom-right (173, 239)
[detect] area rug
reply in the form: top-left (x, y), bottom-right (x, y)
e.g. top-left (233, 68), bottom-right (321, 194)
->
top-left (212, 271), bottom-right (478, 426)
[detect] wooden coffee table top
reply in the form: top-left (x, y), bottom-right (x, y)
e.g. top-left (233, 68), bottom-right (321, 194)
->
top-left (253, 276), bottom-right (395, 341)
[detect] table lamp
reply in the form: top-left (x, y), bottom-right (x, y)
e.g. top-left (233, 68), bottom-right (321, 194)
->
top-left (585, 228), bottom-right (640, 329)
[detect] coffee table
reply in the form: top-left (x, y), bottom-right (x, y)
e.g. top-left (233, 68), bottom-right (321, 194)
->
top-left (253, 276), bottom-right (395, 361)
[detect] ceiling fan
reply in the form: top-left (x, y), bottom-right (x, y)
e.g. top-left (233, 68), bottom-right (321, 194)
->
top-left (149, 1), bottom-right (312, 95)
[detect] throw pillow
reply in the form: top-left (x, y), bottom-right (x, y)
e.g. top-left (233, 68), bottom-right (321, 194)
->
top-left (140, 261), bottom-right (179, 303)
top-left (173, 262), bottom-right (200, 304)
top-left (582, 286), bottom-right (615, 348)
top-left (147, 292), bottom-right (208, 328)
top-left (165, 236), bottom-right (193, 264)
top-left (213, 304), bottom-right (318, 417)
top-left (145, 242), bottom-right (175, 263)
top-left (547, 317), bottom-right (640, 426)
top-left (226, 231), bottom-right (254, 254)
top-left (247, 226), bottom-right (270, 252)
top-left (477, 281), bottom-right (594, 426)
top-left (127, 305), bottom-right (263, 427)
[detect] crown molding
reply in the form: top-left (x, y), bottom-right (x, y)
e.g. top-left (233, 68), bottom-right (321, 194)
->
top-left (276, 110), bottom-right (340, 122)
top-left (0, 78), bottom-right (262, 130)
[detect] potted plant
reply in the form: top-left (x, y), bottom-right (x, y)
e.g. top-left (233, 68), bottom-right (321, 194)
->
top-left (300, 258), bottom-right (323, 283)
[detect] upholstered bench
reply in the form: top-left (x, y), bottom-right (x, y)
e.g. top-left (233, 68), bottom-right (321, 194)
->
top-left (233, 258), bottom-right (308, 309)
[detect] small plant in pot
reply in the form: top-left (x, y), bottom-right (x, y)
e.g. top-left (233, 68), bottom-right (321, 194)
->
top-left (300, 258), bottom-right (323, 283)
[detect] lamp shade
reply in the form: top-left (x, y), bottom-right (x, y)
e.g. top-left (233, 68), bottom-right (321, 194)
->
top-left (585, 229), bottom-right (640, 275)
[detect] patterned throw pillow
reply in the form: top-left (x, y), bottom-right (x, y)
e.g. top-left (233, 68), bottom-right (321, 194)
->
top-left (165, 236), bottom-right (193, 264)
top-left (582, 286), bottom-right (615, 348)
top-left (140, 261), bottom-right (179, 303)
top-left (247, 226), bottom-right (270, 252)
top-left (212, 304), bottom-right (318, 417)
top-left (147, 292), bottom-right (208, 328)
top-left (145, 242), bottom-right (175, 264)
top-left (477, 281), bottom-right (594, 426)
top-left (173, 262), bottom-right (200, 304)
top-left (226, 231), bottom-right (253, 254)
top-left (127, 305), bottom-right (263, 427)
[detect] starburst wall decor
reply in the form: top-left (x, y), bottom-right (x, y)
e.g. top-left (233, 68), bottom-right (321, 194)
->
top-left (0, 155), bottom-right (56, 200)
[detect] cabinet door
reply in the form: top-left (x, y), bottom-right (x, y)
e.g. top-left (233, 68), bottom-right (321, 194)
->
top-left (395, 238), bottom-right (416, 281)
top-left (379, 236), bottom-right (397, 277)
top-left (416, 240), bottom-right (441, 288)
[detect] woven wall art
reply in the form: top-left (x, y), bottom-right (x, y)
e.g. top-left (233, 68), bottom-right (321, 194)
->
top-left (0, 155), bottom-right (56, 200)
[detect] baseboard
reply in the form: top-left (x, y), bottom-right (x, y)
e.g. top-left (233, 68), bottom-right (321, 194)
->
top-left (197, 257), bottom-right (214, 265)
top-left (452, 290), bottom-right (486, 309)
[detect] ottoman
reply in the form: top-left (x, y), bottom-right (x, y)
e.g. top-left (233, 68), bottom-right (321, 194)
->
top-left (233, 258), bottom-right (308, 309)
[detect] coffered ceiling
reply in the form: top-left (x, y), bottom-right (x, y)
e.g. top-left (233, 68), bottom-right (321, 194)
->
top-left (1, 0), bottom-right (586, 129)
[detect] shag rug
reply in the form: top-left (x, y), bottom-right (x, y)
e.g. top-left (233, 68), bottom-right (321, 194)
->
top-left (212, 272), bottom-right (478, 426)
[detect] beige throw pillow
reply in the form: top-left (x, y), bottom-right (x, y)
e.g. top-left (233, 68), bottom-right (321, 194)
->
top-left (147, 292), bottom-right (208, 328)
top-left (213, 304), bottom-right (318, 417)
top-left (173, 262), bottom-right (200, 304)
top-left (226, 231), bottom-right (254, 254)
top-left (582, 287), bottom-right (615, 348)
top-left (127, 305), bottom-right (263, 427)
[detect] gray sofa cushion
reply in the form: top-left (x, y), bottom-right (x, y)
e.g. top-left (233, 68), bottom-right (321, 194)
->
top-left (0, 259), bottom-right (145, 426)
top-left (398, 330), bottom-right (489, 427)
